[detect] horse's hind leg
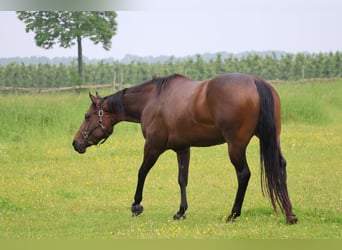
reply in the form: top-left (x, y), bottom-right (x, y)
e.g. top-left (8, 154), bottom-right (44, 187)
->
top-left (173, 147), bottom-right (190, 220)
top-left (226, 143), bottom-right (251, 222)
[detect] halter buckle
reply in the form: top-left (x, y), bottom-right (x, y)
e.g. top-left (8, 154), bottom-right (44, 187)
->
top-left (98, 109), bottom-right (104, 123)
top-left (98, 109), bottom-right (104, 117)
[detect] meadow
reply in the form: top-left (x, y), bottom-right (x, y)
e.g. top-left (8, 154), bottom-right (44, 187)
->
top-left (0, 79), bottom-right (341, 239)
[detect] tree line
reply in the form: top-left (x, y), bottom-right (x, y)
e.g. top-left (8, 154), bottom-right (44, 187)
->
top-left (1, 51), bottom-right (341, 89)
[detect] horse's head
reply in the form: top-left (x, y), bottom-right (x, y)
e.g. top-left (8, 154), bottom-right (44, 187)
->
top-left (72, 92), bottom-right (116, 154)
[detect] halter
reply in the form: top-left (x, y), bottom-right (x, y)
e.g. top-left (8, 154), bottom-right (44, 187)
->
top-left (79, 102), bottom-right (110, 146)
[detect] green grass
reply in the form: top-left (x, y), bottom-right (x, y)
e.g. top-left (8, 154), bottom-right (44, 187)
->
top-left (275, 79), bottom-right (342, 125)
top-left (0, 80), bottom-right (341, 239)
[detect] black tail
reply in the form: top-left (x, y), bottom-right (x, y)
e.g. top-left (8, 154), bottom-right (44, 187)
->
top-left (254, 79), bottom-right (291, 214)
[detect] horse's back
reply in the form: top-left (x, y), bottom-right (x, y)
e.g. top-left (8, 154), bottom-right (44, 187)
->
top-left (143, 73), bottom-right (274, 149)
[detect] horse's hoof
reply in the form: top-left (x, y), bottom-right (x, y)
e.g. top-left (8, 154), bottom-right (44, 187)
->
top-left (173, 213), bottom-right (186, 220)
top-left (131, 204), bottom-right (144, 217)
top-left (226, 215), bottom-right (235, 223)
top-left (286, 214), bottom-right (298, 225)
top-left (226, 212), bottom-right (238, 223)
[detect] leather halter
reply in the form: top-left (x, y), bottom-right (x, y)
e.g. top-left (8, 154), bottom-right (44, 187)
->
top-left (78, 102), bottom-right (110, 146)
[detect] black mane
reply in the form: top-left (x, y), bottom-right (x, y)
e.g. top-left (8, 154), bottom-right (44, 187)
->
top-left (152, 74), bottom-right (185, 94)
top-left (106, 88), bottom-right (126, 114)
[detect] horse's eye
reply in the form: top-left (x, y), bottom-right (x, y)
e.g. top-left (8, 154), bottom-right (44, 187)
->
top-left (85, 114), bottom-right (90, 121)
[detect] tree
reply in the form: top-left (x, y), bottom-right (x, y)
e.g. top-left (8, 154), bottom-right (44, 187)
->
top-left (293, 53), bottom-right (306, 80)
top-left (332, 51), bottom-right (342, 77)
top-left (16, 11), bottom-right (117, 82)
top-left (279, 54), bottom-right (294, 80)
top-left (262, 52), bottom-right (279, 80)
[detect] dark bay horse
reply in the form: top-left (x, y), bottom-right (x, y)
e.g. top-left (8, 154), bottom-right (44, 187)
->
top-left (72, 73), bottom-right (298, 224)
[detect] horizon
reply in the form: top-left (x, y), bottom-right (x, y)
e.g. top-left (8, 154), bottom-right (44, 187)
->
top-left (0, 50), bottom-right (332, 66)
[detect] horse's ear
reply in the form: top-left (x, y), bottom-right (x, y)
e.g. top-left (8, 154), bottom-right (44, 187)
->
top-left (96, 92), bottom-right (101, 98)
top-left (89, 92), bottom-right (97, 104)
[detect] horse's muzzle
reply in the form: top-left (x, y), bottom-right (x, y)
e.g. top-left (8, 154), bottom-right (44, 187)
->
top-left (72, 140), bottom-right (86, 154)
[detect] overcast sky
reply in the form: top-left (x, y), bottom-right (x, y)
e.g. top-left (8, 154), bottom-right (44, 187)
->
top-left (0, 0), bottom-right (341, 60)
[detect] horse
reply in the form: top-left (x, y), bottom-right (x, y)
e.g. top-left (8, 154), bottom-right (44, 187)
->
top-left (72, 73), bottom-right (298, 224)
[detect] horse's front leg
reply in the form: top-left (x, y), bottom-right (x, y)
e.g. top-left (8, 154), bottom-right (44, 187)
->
top-left (173, 147), bottom-right (190, 220)
top-left (131, 143), bottom-right (161, 216)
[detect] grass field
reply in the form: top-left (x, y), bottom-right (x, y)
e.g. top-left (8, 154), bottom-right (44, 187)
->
top-left (0, 79), bottom-right (341, 239)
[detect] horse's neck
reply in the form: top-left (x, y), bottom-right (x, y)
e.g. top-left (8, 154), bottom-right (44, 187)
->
top-left (122, 85), bottom-right (154, 123)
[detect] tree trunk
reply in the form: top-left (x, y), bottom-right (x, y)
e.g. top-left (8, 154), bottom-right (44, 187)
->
top-left (77, 36), bottom-right (83, 82)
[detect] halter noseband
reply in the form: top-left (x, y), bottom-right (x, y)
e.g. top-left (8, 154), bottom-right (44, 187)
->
top-left (79, 103), bottom-right (110, 146)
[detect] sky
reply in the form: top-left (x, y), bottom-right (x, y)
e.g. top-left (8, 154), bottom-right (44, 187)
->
top-left (0, 0), bottom-right (341, 60)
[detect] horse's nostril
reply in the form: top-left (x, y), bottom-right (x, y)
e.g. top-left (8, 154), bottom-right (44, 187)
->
top-left (72, 140), bottom-right (76, 148)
